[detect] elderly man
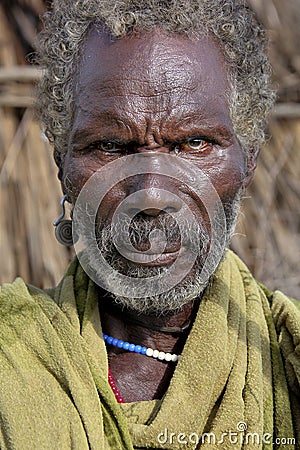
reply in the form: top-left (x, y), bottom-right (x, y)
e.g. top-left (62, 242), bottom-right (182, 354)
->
top-left (0, 0), bottom-right (299, 449)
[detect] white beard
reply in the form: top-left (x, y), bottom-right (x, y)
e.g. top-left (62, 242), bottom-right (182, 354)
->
top-left (85, 191), bottom-right (242, 315)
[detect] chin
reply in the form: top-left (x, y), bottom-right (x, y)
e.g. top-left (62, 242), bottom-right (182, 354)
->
top-left (92, 250), bottom-right (213, 315)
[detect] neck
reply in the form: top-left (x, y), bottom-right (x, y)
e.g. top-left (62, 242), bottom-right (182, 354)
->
top-left (98, 291), bottom-right (201, 402)
top-left (99, 292), bottom-right (199, 350)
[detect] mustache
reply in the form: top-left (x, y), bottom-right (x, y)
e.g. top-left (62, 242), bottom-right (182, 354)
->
top-left (96, 212), bottom-right (209, 251)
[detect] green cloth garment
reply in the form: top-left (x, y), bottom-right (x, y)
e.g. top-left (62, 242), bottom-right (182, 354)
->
top-left (0, 250), bottom-right (299, 449)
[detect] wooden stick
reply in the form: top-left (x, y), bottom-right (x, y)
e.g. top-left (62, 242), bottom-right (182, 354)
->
top-left (273, 103), bottom-right (300, 118)
top-left (0, 95), bottom-right (35, 107)
top-left (0, 66), bottom-right (43, 82)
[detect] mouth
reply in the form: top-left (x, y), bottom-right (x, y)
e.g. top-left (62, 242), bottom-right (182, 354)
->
top-left (97, 212), bottom-right (207, 270)
top-left (121, 249), bottom-right (180, 267)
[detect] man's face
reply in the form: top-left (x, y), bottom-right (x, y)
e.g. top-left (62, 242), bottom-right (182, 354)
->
top-left (63, 27), bottom-right (248, 313)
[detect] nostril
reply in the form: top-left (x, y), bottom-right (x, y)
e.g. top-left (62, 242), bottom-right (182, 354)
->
top-left (141, 207), bottom-right (166, 217)
top-left (121, 187), bottom-right (182, 218)
top-left (139, 205), bottom-right (179, 217)
top-left (127, 207), bottom-right (166, 217)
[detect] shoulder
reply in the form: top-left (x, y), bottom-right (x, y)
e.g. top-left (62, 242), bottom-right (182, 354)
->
top-left (229, 250), bottom-right (300, 394)
top-left (0, 277), bottom-right (57, 308)
top-left (0, 278), bottom-right (60, 337)
top-left (265, 288), bottom-right (300, 405)
top-left (255, 278), bottom-right (300, 324)
top-left (231, 251), bottom-right (300, 395)
top-left (266, 287), bottom-right (300, 338)
top-left (226, 249), bottom-right (300, 340)
top-left (0, 277), bottom-right (41, 316)
top-left (227, 249), bottom-right (300, 311)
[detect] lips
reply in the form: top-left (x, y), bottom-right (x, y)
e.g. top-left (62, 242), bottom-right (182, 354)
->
top-left (116, 244), bottom-right (180, 267)
top-left (129, 250), bottom-right (179, 266)
top-left (105, 212), bottom-right (200, 267)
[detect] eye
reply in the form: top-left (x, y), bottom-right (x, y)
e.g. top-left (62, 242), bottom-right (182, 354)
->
top-left (99, 141), bottom-right (123, 153)
top-left (186, 138), bottom-right (207, 151)
top-left (174, 137), bottom-right (213, 155)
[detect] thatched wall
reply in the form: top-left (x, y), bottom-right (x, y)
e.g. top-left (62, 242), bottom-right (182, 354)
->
top-left (0, 1), bottom-right (299, 298)
top-left (231, 0), bottom-right (300, 298)
top-left (0, 0), bottom-right (72, 288)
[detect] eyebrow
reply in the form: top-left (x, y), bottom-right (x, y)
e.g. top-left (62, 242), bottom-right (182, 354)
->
top-left (69, 110), bottom-right (235, 150)
top-left (70, 129), bottom-right (132, 151)
top-left (70, 129), bottom-right (104, 147)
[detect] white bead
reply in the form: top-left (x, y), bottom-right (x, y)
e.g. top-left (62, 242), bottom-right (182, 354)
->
top-left (165, 353), bottom-right (172, 362)
top-left (153, 350), bottom-right (159, 358)
top-left (146, 348), bottom-right (154, 357)
top-left (146, 348), bottom-right (180, 362)
top-left (158, 351), bottom-right (166, 360)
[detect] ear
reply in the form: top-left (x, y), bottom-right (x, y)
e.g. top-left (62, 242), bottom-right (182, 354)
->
top-left (243, 147), bottom-right (260, 189)
top-left (54, 148), bottom-right (73, 204)
top-left (54, 148), bottom-right (64, 184)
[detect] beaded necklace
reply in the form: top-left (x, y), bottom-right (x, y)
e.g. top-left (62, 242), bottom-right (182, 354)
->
top-left (103, 333), bottom-right (181, 362)
top-left (104, 333), bottom-right (181, 403)
top-left (108, 368), bottom-right (125, 403)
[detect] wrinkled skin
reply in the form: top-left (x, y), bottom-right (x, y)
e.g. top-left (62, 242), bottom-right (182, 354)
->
top-left (60, 27), bottom-right (256, 401)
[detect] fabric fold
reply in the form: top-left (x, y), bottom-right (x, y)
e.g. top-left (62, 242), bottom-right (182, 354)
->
top-left (0, 250), bottom-right (299, 449)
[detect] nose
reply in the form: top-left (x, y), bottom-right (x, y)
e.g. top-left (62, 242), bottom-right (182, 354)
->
top-left (123, 153), bottom-right (183, 216)
top-left (125, 185), bottom-right (183, 216)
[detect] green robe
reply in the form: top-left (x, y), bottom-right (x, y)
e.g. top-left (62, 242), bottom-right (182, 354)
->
top-left (0, 250), bottom-right (299, 449)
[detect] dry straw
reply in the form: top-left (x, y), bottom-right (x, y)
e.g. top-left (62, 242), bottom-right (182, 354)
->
top-left (0, 0), bottom-right (72, 288)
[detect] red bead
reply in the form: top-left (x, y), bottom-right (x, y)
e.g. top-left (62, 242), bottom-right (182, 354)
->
top-left (108, 368), bottom-right (125, 403)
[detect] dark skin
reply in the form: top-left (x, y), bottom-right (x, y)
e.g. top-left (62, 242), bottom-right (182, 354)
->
top-left (61, 27), bottom-right (257, 402)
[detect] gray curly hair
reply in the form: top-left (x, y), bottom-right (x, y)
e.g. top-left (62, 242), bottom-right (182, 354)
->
top-left (36, 0), bottom-right (275, 168)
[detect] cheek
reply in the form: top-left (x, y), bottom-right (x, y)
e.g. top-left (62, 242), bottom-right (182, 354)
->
top-left (62, 155), bottom-right (128, 222)
top-left (62, 156), bottom-right (104, 201)
top-left (97, 184), bottom-right (128, 224)
top-left (202, 150), bottom-right (247, 201)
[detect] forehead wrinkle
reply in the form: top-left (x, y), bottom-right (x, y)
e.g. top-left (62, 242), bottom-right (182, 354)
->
top-left (77, 31), bottom-right (204, 103)
top-left (78, 66), bottom-right (200, 99)
top-left (73, 27), bottom-right (234, 148)
top-left (70, 110), bottom-right (135, 146)
top-left (77, 75), bottom-right (213, 120)
top-left (76, 93), bottom-right (231, 139)
top-left (76, 43), bottom-right (228, 119)
top-left (133, 30), bottom-right (199, 88)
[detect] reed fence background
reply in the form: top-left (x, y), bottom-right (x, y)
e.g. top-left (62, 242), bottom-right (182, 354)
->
top-left (0, 0), bottom-right (299, 298)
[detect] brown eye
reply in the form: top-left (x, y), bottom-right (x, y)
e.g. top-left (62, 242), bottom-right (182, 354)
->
top-left (174, 138), bottom-right (211, 155)
top-left (100, 142), bottom-right (122, 152)
top-left (186, 138), bottom-right (206, 151)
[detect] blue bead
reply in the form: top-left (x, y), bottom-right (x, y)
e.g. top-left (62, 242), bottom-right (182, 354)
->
top-left (123, 342), bottom-right (130, 350)
top-left (112, 338), bottom-right (118, 346)
top-left (103, 334), bottom-right (108, 341)
top-left (134, 345), bottom-right (142, 353)
top-left (141, 347), bottom-right (147, 355)
top-left (129, 344), bottom-right (136, 352)
top-left (107, 336), bottom-right (113, 345)
top-left (117, 340), bottom-right (124, 348)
